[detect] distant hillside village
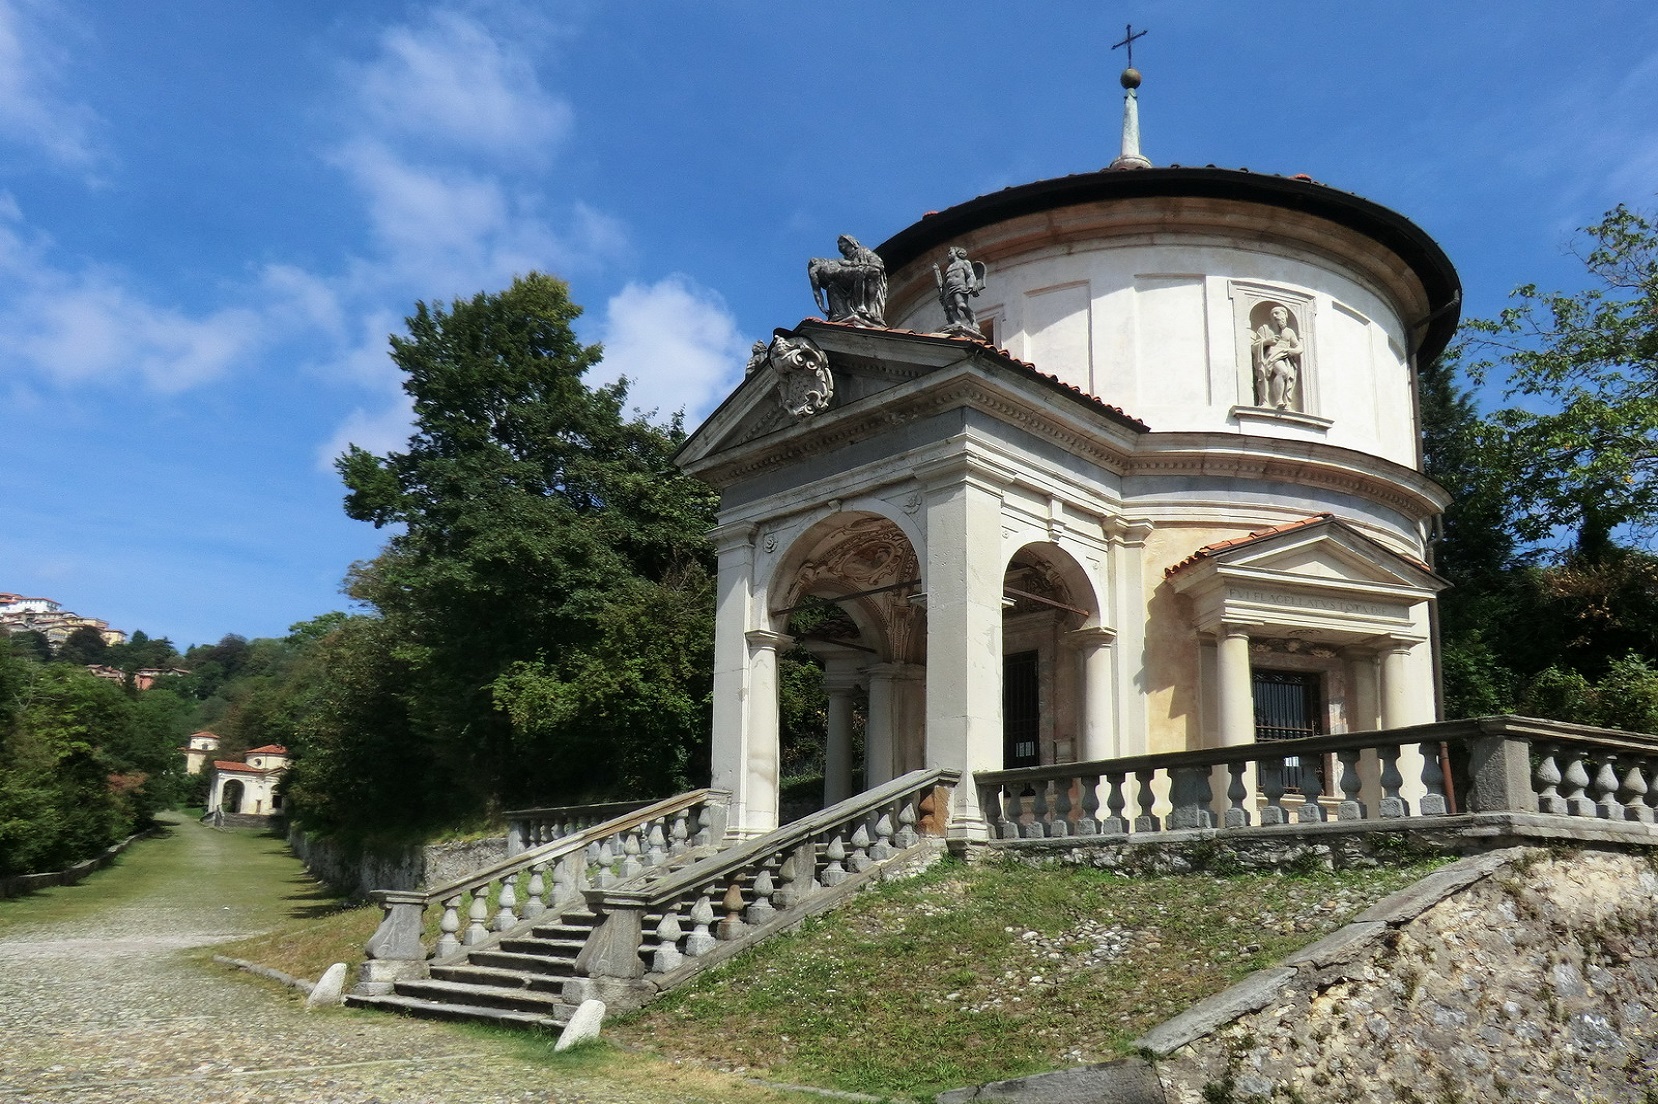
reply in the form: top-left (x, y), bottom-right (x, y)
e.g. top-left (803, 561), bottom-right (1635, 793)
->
top-left (0, 591), bottom-right (188, 688)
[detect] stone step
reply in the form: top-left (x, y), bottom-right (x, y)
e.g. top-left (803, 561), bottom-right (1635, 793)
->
top-left (393, 977), bottom-right (569, 1016)
top-left (499, 935), bottom-right (587, 956)
top-left (345, 991), bottom-right (566, 1029)
top-left (428, 964), bottom-right (568, 994)
top-left (466, 949), bottom-right (579, 976)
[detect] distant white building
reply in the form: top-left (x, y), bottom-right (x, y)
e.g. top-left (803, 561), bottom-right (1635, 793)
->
top-left (207, 744), bottom-right (290, 824)
top-left (180, 731), bottom-right (220, 775)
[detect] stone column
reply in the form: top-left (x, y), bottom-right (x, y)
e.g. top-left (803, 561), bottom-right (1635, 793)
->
top-left (918, 453), bottom-right (1011, 840)
top-left (1348, 649), bottom-right (1381, 732)
top-left (1215, 623), bottom-right (1255, 748)
top-left (709, 524), bottom-right (756, 836)
top-left (1067, 626), bottom-right (1117, 761)
top-left (738, 628), bottom-right (793, 838)
top-left (1380, 639), bottom-right (1429, 808)
top-left (821, 659), bottom-right (863, 806)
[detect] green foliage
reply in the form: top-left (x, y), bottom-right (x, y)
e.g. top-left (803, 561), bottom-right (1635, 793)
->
top-left (54, 624), bottom-right (109, 666)
top-left (285, 273), bottom-right (720, 835)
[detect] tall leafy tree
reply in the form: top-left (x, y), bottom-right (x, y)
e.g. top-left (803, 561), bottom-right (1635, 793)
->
top-left (319, 273), bottom-right (719, 827)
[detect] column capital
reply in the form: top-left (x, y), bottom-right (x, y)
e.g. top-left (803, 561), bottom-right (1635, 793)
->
top-left (863, 660), bottom-right (925, 682)
top-left (1216, 621), bottom-right (1257, 642)
top-left (1065, 625), bottom-right (1117, 651)
top-left (709, 522), bottom-right (757, 553)
top-left (745, 629), bottom-right (794, 652)
top-left (1381, 635), bottom-right (1426, 655)
top-left (1102, 517), bottom-right (1155, 546)
top-left (912, 450), bottom-right (1018, 494)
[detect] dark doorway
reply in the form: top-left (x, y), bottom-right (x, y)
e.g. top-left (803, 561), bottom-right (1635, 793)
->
top-left (1253, 669), bottom-right (1325, 791)
top-left (1003, 651), bottom-right (1041, 767)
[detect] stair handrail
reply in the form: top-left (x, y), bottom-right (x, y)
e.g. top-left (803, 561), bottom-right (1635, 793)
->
top-left (567, 768), bottom-right (959, 999)
top-left (354, 787), bottom-right (727, 995)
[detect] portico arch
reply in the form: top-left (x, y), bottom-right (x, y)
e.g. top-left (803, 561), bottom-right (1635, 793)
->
top-left (1001, 542), bottom-right (1111, 767)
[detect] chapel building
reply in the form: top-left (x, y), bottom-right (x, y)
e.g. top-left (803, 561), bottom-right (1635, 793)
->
top-left (677, 70), bottom-right (1461, 840)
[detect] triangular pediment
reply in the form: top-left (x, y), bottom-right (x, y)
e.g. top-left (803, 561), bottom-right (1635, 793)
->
top-left (1215, 521), bottom-right (1440, 592)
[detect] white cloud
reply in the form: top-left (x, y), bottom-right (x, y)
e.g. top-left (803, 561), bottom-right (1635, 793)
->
top-left (0, 0), bottom-right (99, 168)
top-left (316, 390), bottom-right (416, 471)
top-left (355, 9), bottom-right (571, 161)
top-left (594, 276), bottom-right (749, 424)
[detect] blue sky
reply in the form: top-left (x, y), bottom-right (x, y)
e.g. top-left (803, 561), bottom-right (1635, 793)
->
top-left (1, 1), bottom-right (1655, 649)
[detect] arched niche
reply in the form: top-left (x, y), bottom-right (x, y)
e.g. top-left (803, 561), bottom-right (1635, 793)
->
top-left (221, 778), bottom-right (245, 815)
top-left (1001, 541), bottom-right (1105, 768)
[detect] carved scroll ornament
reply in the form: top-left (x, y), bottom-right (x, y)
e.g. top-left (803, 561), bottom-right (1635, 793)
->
top-left (753, 332), bottom-right (834, 418)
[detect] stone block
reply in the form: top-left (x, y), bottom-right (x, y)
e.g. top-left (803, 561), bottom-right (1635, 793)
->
top-left (306, 962), bottom-right (348, 1009)
top-left (1283, 921), bottom-right (1387, 969)
top-left (935, 1059), bottom-right (1165, 1104)
top-left (555, 999), bottom-right (606, 1052)
top-left (1355, 849), bottom-right (1517, 924)
top-left (1134, 967), bottom-right (1297, 1056)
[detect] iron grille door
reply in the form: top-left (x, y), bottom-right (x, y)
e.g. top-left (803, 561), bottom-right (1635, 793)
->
top-left (1252, 669), bottom-right (1324, 792)
top-left (1003, 651), bottom-right (1041, 768)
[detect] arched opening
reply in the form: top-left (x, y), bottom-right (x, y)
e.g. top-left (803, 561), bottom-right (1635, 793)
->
top-left (771, 511), bottom-right (924, 814)
top-left (222, 778), bottom-right (245, 815)
top-left (1001, 542), bottom-right (1104, 768)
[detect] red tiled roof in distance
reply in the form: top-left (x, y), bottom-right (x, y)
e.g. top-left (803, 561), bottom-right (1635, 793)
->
top-left (212, 760), bottom-right (264, 774)
top-left (1164, 514), bottom-right (1335, 579)
top-left (246, 744), bottom-right (288, 755)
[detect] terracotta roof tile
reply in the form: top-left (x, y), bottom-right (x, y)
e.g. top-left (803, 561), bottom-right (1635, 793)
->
top-left (212, 760), bottom-right (264, 774)
top-left (1164, 514), bottom-right (1335, 579)
top-left (246, 744), bottom-right (288, 755)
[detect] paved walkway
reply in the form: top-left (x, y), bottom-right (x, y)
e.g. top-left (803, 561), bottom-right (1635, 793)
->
top-left (0, 816), bottom-right (785, 1104)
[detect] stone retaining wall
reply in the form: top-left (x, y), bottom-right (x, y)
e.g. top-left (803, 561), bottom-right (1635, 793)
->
top-left (0, 827), bottom-right (161, 898)
top-left (288, 829), bottom-right (507, 899)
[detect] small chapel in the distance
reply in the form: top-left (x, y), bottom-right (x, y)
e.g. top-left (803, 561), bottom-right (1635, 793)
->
top-left (676, 59), bottom-right (1462, 841)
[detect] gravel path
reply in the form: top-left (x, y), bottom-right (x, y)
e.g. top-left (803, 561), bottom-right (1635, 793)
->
top-left (0, 818), bottom-right (765, 1104)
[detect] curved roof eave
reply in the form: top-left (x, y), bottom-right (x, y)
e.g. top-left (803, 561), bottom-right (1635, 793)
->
top-left (875, 167), bottom-right (1462, 366)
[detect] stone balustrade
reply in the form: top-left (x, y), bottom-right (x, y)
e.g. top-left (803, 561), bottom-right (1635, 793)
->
top-left (356, 789), bottom-right (726, 995)
top-left (564, 768), bottom-right (958, 1010)
top-left (503, 798), bottom-right (659, 856)
top-left (975, 716), bottom-right (1658, 842)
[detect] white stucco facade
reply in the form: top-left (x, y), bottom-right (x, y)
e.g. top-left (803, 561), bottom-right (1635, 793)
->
top-left (679, 167), bottom-right (1459, 840)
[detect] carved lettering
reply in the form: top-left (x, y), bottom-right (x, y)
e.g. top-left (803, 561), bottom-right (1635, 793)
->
top-left (1232, 588), bottom-right (1391, 619)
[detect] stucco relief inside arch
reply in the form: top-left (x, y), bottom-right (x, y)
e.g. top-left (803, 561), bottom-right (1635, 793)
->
top-left (776, 514), bottom-right (924, 664)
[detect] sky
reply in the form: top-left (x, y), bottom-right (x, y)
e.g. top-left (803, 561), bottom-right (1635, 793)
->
top-left (1, 1), bottom-right (1656, 649)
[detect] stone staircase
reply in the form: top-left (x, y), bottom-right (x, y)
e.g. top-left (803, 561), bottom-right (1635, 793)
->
top-left (346, 770), bottom-right (959, 1029)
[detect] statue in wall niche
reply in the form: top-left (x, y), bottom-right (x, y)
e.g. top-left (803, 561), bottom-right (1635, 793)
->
top-left (1249, 303), bottom-right (1304, 410)
top-left (755, 332), bottom-right (834, 418)
top-left (932, 246), bottom-right (987, 339)
top-left (808, 235), bottom-right (888, 327)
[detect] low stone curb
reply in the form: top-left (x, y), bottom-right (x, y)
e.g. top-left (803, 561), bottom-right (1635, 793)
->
top-left (213, 954), bottom-right (316, 996)
top-left (0, 826), bottom-right (163, 898)
top-left (935, 1059), bottom-right (1167, 1104)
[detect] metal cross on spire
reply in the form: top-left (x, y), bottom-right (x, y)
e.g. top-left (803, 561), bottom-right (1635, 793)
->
top-left (1112, 23), bottom-right (1147, 69)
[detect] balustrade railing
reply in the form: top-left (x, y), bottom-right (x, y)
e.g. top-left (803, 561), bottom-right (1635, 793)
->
top-left (356, 789), bottom-right (726, 993)
top-left (504, 798), bottom-right (658, 856)
top-left (976, 716), bottom-right (1658, 842)
top-left (568, 768), bottom-right (957, 999)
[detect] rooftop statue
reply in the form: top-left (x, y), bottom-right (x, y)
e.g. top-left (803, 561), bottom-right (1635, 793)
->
top-left (933, 246), bottom-right (986, 339)
top-left (809, 235), bottom-right (887, 327)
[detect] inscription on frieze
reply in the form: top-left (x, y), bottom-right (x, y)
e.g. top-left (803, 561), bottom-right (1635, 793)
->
top-left (1232, 588), bottom-right (1392, 619)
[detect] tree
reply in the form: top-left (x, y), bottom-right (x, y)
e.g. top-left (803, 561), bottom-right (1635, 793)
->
top-left (310, 273), bottom-right (720, 830)
top-left (56, 625), bottom-right (109, 666)
top-left (1467, 203), bottom-right (1658, 552)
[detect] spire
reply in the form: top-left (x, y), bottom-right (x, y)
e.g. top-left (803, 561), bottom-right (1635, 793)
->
top-left (1108, 24), bottom-right (1151, 171)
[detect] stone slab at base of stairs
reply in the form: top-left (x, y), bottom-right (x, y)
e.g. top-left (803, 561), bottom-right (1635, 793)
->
top-left (935, 1060), bottom-right (1166, 1104)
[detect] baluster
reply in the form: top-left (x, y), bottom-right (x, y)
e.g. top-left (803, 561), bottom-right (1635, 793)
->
top-left (1418, 742), bottom-right (1448, 816)
top-left (1102, 772), bottom-right (1129, 834)
top-left (596, 836), bottom-right (618, 887)
top-left (553, 854), bottom-right (579, 904)
top-left (1133, 768), bottom-right (1160, 833)
top-left (1260, 755), bottom-right (1289, 825)
top-left (1337, 749), bottom-right (1366, 821)
top-left (436, 893), bottom-right (463, 958)
top-left (1297, 756), bottom-right (1328, 823)
top-left (1075, 774), bottom-right (1101, 835)
top-left (850, 823), bottom-right (873, 872)
top-left (693, 806), bottom-right (715, 847)
top-left (1646, 759), bottom-right (1658, 823)
top-left (685, 891), bottom-right (717, 955)
top-left (999, 785), bottom-right (1024, 840)
top-left (670, 810), bottom-right (690, 855)
top-left (1167, 766), bottom-right (1214, 829)
top-left (1050, 780), bottom-right (1073, 838)
top-left (1562, 749), bottom-right (1595, 817)
top-left (647, 821), bottom-right (669, 867)
top-left (747, 866), bottom-right (778, 926)
top-left (871, 813), bottom-right (894, 860)
top-left (1594, 752), bottom-right (1622, 819)
top-left (586, 839), bottom-right (602, 866)
top-left (895, 801), bottom-right (919, 848)
top-left (651, 909), bottom-right (685, 973)
top-left (1225, 762), bottom-right (1251, 828)
top-left (1378, 745), bottom-right (1409, 818)
top-left (464, 885), bottom-right (490, 946)
top-left (523, 862), bottom-right (547, 920)
top-left (1026, 781), bottom-right (1050, 839)
top-left (621, 830), bottom-right (644, 880)
top-left (1536, 743), bottom-right (1566, 815)
top-left (718, 880), bottom-right (747, 940)
top-left (822, 833), bottom-right (849, 886)
top-left (1623, 759), bottom-right (1654, 824)
top-left (493, 874), bottom-right (519, 932)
